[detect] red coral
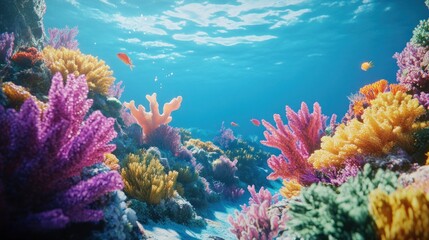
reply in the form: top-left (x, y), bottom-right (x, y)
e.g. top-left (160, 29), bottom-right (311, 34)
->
top-left (11, 47), bottom-right (43, 67)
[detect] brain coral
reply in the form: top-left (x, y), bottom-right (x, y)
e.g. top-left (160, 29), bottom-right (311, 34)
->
top-left (42, 46), bottom-right (115, 95)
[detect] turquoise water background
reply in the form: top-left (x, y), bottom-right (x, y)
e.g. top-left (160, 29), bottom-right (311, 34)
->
top-left (44, 0), bottom-right (429, 140)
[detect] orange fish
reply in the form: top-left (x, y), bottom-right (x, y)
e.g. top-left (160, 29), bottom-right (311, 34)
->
top-left (250, 118), bottom-right (260, 126)
top-left (230, 121), bottom-right (239, 127)
top-left (117, 52), bottom-right (134, 70)
top-left (361, 61), bottom-right (373, 71)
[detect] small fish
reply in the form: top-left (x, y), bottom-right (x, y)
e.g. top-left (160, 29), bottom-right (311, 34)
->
top-left (250, 118), bottom-right (260, 126)
top-left (117, 52), bottom-right (134, 70)
top-left (361, 61), bottom-right (373, 71)
top-left (230, 121), bottom-right (239, 127)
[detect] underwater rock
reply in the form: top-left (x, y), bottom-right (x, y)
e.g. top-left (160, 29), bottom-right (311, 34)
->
top-left (0, 0), bottom-right (46, 49)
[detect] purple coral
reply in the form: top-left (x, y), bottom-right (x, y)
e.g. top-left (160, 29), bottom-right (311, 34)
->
top-left (46, 26), bottom-right (79, 50)
top-left (261, 102), bottom-right (326, 185)
top-left (0, 72), bottom-right (123, 234)
top-left (214, 121), bottom-right (236, 149)
top-left (108, 81), bottom-right (125, 99)
top-left (0, 32), bottom-right (14, 64)
top-left (393, 42), bottom-right (429, 93)
top-left (228, 185), bottom-right (287, 240)
top-left (144, 124), bottom-right (182, 155)
top-left (212, 155), bottom-right (239, 185)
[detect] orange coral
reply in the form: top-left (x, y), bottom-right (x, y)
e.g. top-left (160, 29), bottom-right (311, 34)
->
top-left (388, 84), bottom-right (408, 95)
top-left (2, 82), bottom-right (46, 110)
top-left (352, 100), bottom-right (365, 116)
top-left (11, 47), bottom-right (43, 67)
top-left (123, 93), bottom-right (182, 136)
top-left (104, 153), bottom-right (120, 171)
top-left (359, 79), bottom-right (389, 101)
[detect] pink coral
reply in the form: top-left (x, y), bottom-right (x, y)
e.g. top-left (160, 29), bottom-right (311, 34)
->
top-left (123, 93), bottom-right (182, 137)
top-left (261, 102), bottom-right (326, 185)
top-left (228, 185), bottom-right (287, 240)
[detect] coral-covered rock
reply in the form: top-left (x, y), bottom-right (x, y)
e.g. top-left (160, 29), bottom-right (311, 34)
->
top-left (0, 0), bottom-right (46, 48)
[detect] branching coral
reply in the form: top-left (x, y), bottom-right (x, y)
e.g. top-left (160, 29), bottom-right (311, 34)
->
top-left (0, 72), bottom-right (122, 234)
top-left (261, 102), bottom-right (326, 185)
top-left (228, 185), bottom-right (287, 240)
top-left (124, 93), bottom-right (182, 137)
top-left (287, 164), bottom-right (398, 239)
top-left (393, 42), bottom-right (429, 94)
top-left (46, 26), bottom-right (79, 50)
top-left (309, 91), bottom-right (428, 170)
top-left (0, 32), bottom-right (14, 64)
top-left (369, 187), bottom-right (429, 240)
top-left (42, 46), bottom-right (115, 95)
top-left (121, 151), bottom-right (178, 205)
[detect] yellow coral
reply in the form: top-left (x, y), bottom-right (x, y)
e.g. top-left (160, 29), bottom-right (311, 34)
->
top-left (174, 165), bottom-right (199, 184)
top-left (42, 46), bottom-right (115, 95)
top-left (104, 153), bottom-right (120, 171)
top-left (309, 91), bottom-right (427, 169)
top-left (369, 187), bottom-right (429, 240)
top-left (2, 82), bottom-right (46, 110)
top-left (121, 151), bottom-right (178, 205)
top-left (280, 179), bottom-right (302, 199)
top-left (185, 138), bottom-right (224, 154)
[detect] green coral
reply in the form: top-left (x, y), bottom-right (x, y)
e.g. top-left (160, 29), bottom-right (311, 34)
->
top-left (287, 164), bottom-right (398, 240)
top-left (412, 19), bottom-right (429, 47)
top-left (426, 0), bottom-right (429, 9)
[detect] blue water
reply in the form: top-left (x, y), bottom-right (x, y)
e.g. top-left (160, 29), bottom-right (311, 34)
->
top-left (44, 0), bottom-right (429, 140)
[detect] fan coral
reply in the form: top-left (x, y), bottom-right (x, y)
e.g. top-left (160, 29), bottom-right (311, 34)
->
top-left (0, 72), bottom-right (122, 234)
top-left (309, 91), bottom-right (427, 170)
top-left (261, 102), bottom-right (326, 185)
top-left (121, 151), bottom-right (178, 205)
top-left (369, 187), bottom-right (429, 240)
top-left (0, 32), bottom-right (14, 64)
top-left (287, 164), bottom-right (398, 239)
top-left (228, 185), bottom-right (287, 240)
top-left (144, 124), bottom-right (182, 155)
top-left (11, 47), bottom-right (43, 67)
top-left (213, 121), bottom-right (236, 149)
top-left (2, 81), bottom-right (46, 110)
top-left (124, 93), bottom-right (182, 137)
top-left (46, 26), bottom-right (79, 50)
top-left (42, 46), bottom-right (115, 95)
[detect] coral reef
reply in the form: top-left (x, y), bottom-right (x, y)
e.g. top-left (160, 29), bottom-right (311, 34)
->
top-left (124, 93), bottom-right (182, 137)
top-left (104, 153), bottom-right (120, 171)
top-left (412, 19), bottom-right (429, 47)
top-left (286, 164), bottom-right (398, 239)
top-left (228, 185), bottom-right (287, 240)
top-left (309, 91), bottom-right (427, 170)
top-left (42, 46), bottom-right (115, 95)
top-left (46, 26), bottom-right (79, 50)
top-left (213, 121), bottom-right (236, 149)
top-left (369, 187), bottom-right (429, 240)
top-left (0, 73), bottom-right (122, 235)
top-left (121, 151), bottom-right (178, 205)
